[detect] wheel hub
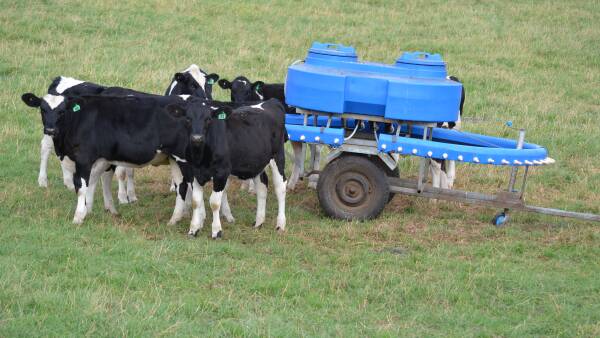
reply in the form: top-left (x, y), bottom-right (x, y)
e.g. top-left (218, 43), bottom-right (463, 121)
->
top-left (335, 172), bottom-right (370, 207)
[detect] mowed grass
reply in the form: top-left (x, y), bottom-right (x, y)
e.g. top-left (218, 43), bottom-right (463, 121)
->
top-left (1, 0), bottom-right (600, 336)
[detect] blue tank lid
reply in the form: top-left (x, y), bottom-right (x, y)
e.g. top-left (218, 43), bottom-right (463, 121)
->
top-left (307, 42), bottom-right (358, 62)
top-left (395, 51), bottom-right (446, 67)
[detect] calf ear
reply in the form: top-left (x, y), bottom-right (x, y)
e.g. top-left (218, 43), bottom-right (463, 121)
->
top-left (211, 106), bottom-right (232, 120)
top-left (218, 79), bottom-right (231, 89)
top-left (166, 104), bottom-right (186, 118)
top-left (252, 81), bottom-right (265, 94)
top-left (22, 93), bottom-right (42, 108)
top-left (206, 73), bottom-right (219, 85)
top-left (174, 72), bottom-right (187, 82)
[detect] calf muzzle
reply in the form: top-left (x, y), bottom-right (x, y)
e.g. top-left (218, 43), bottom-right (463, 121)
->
top-left (190, 134), bottom-right (204, 146)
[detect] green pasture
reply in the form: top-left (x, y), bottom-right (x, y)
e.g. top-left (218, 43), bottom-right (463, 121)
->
top-left (1, 0), bottom-right (599, 336)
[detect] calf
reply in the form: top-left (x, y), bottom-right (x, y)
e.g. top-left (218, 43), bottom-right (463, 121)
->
top-left (165, 64), bottom-right (219, 99)
top-left (165, 65), bottom-right (219, 192)
top-left (35, 92), bottom-right (203, 224)
top-left (183, 98), bottom-right (288, 239)
top-left (430, 75), bottom-right (466, 190)
top-left (24, 76), bottom-right (138, 204)
top-left (218, 76), bottom-right (320, 191)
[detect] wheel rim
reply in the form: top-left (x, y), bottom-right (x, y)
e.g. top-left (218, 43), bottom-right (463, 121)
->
top-left (334, 171), bottom-right (371, 208)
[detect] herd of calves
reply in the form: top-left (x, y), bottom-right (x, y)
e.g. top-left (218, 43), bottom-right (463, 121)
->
top-left (21, 64), bottom-right (300, 239)
top-left (21, 64), bottom-right (465, 239)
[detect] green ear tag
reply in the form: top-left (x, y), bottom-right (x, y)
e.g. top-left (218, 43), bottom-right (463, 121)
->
top-left (217, 111), bottom-right (226, 120)
top-left (72, 104), bottom-right (81, 112)
top-left (255, 84), bottom-right (261, 91)
top-left (207, 79), bottom-right (215, 85)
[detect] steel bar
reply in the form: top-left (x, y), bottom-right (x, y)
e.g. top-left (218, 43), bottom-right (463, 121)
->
top-left (388, 177), bottom-right (600, 222)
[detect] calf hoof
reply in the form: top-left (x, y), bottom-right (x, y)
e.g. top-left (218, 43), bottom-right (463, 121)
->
top-left (253, 223), bottom-right (262, 229)
top-left (128, 195), bottom-right (138, 203)
top-left (73, 215), bottom-right (85, 224)
top-left (224, 215), bottom-right (235, 223)
top-left (38, 177), bottom-right (48, 188)
top-left (104, 207), bottom-right (119, 215)
top-left (187, 229), bottom-right (199, 238)
top-left (212, 230), bottom-right (223, 239)
top-left (118, 197), bottom-right (129, 205)
top-left (276, 226), bottom-right (285, 232)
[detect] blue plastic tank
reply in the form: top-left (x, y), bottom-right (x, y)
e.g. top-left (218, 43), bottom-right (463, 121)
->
top-left (285, 42), bottom-right (463, 122)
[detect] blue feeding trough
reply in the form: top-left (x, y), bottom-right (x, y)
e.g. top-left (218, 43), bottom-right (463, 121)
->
top-left (377, 125), bottom-right (552, 166)
top-left (286, 42), bottom-right (463, 122)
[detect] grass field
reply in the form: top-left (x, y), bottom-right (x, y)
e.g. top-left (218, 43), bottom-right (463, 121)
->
top-left (1, 0), bottom-right (600, 336)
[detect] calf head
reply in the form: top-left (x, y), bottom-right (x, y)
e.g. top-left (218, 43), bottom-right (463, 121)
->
top-left (166, 100), bottom-right (231, 150)
top-left (22, 92), bottom-right (69, 136)
top-left (166, 64), bottom-right (219, 99)
top-left (218, 76), bottom-right (264, 102)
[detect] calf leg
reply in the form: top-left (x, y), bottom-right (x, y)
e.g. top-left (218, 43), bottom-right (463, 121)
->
top-left (445, 160), bottom-right (456, 189)
top-left (183, 183), bottom-right (192, 216)
top-left (253, 172), bottom-right (268, 228)
top-left (115, 166), bottom-right (129, 204)
top-left (429, 159), bottom-right (443, 203)
top-left (60, 156), bottom-right (75, 191)
top-left (125, 168), bottom-right (137, 203)
top-left (287, 141), bottom-right (304, 190)
top-left (220, 179), bottom-right (234, 223)
top-left (187, 179), bottom-right (206, 236)
top-left (38, 135), bottom-right (53, 188)
top-left (73, 163), bottom-right (92, 224)
top-left (167, 159), bottom-right (188, 225)
top-left (100, 167), bottom-right (118, 215)
top-left (84, 159), bottom-right (109, 213)
top-left (270, 156), bottom-right (287, 232)
top-left (307, 144), bottom-right (322, 189)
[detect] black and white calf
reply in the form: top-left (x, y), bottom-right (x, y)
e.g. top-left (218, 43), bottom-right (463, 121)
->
top-left (181, 98), bottom-right (288, 239)
top-left (32, 92), bottom-right (202, 224)
top-left (165, 64), bottom-right (219, 192)
top-left (23, 76), bottom-right (138, 204)
top-left (430, 75), bottom-right (466, 189)
top-left (165, 64), bottom-right (219, 98)
top-left (218, 76), bottom-right (320, 190)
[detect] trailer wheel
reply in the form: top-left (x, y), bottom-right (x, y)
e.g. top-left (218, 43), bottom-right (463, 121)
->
top-left (317, 155), bottom-right (389, 220)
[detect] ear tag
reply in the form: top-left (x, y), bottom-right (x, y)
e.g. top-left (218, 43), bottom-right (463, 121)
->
top-left (255, 84), bottom-right (261, 91)
top-left (207, 79), bottom-right (215, 85)
top-left (72, 104), bottom-right (81, 112)
top-left (217, 112), bottom-right (226, 120)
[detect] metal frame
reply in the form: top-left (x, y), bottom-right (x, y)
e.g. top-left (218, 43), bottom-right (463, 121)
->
top-left (290, 109), bottom-right (600, 223)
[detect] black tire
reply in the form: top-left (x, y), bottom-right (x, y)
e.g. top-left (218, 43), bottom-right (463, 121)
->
top-left (317, 155), bottom-right (390, 220)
